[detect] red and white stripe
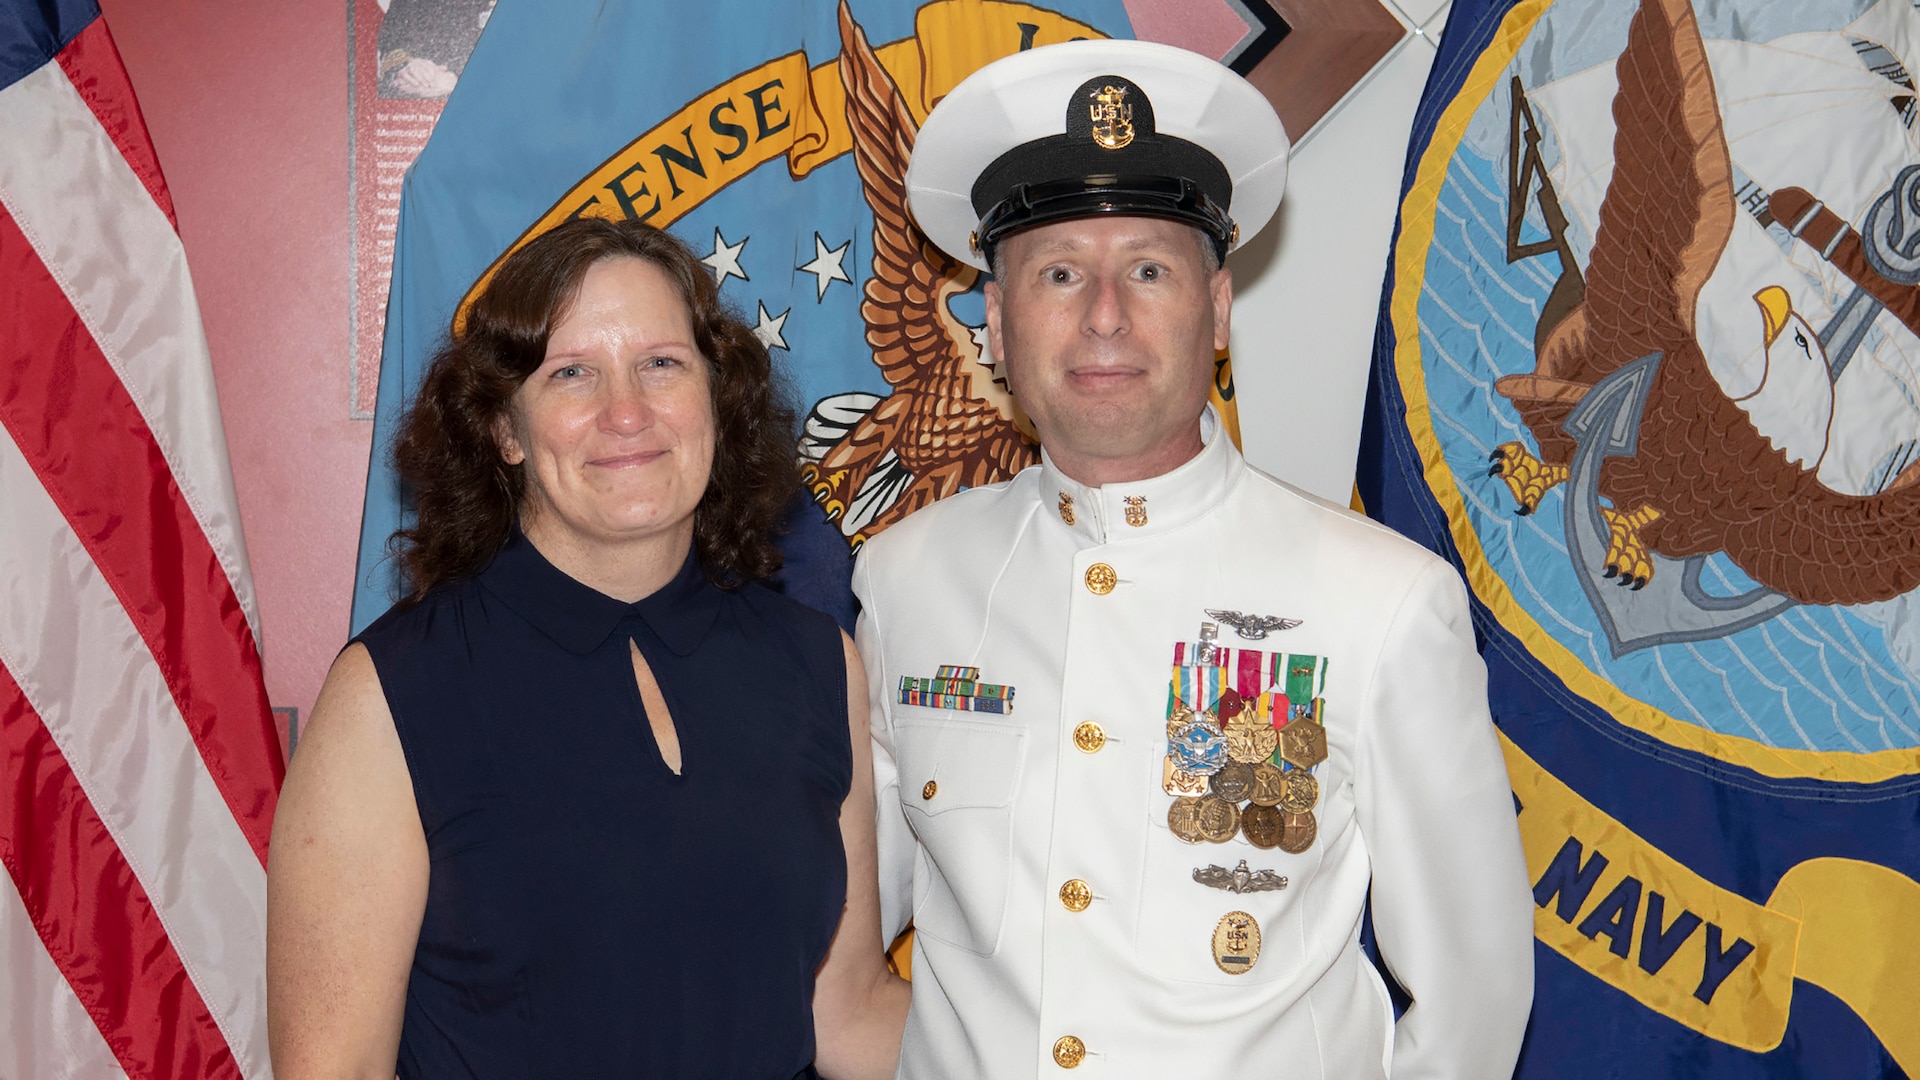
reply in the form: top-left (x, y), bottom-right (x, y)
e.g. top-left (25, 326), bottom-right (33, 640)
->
top-left (0, 15), bottom-right (280, 1079)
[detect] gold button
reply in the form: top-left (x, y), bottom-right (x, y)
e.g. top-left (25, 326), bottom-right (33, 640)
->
top-left (1072, 721), bottom-right (1106, 753)
top-left (1083, 563), bottom-right (1117, 595)
top-left (922, 780), bottom-right (938, 800)
top-left (1059, 879), bottom-right (1092, 912)
top-left (1053, 1035), bottom-right (1087, 1069)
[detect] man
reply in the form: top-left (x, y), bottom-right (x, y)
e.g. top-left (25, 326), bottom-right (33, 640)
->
top-left (854, 39), bottom-right (1534, 1078)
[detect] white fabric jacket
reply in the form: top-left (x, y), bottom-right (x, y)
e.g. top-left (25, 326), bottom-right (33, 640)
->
top-left (854, 414), bottom-right (1533, 1079)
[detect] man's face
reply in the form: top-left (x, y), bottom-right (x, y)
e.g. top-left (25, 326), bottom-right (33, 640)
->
top-left (985, 215), bottom-right (1231, 485)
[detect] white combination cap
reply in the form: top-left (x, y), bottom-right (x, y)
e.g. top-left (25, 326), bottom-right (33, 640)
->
top-left (906, 38), bottom-right (1290, 272)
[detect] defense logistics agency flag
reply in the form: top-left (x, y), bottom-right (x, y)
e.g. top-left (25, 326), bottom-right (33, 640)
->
top-left (350, 0), bottom-right (1152, 632)
top-left (1362, 0), bottom-right (1920, 1073)
top-left (0, 0), bottom-right (282, 1076)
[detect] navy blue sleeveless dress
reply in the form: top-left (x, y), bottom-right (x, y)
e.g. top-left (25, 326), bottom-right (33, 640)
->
top-left (354, 530), bottom-right (851, 1078)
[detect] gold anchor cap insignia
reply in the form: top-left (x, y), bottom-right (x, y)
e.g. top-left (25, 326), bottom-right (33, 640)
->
top-left (1089, 84), bottom-right (1134, 149)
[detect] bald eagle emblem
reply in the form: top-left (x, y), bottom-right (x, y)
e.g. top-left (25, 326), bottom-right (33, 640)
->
top-left (1205, 609), bottom-right (1302, 641)
top-left (1487, 0), bottom-right (1920, 653)
top-left (796, 1), bottom-right (1039, 549)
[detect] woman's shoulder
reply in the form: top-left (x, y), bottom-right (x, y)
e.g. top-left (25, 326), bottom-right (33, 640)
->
top-left (727, 578), bottom-right (844, 648)
top-left (352, 575), bottom-right (494, 667)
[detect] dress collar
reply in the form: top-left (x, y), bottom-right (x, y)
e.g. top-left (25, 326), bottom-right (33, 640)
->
top-left (478, 528), bottom-right (722, 656)
top-left (1038, 405), bottom-right (1244, 544)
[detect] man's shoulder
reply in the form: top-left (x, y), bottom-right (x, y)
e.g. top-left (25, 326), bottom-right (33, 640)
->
top-left (855, 467), bottom-right (1038, 594)
top-left (1237, 465), bottom-right (1445, 573)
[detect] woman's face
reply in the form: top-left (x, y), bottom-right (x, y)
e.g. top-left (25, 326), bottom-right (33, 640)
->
top-left (497, 256), bottom-right (716, 555)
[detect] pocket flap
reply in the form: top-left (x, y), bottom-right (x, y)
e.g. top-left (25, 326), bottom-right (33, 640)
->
top-left (893, 713), bottom-right (1024, 817)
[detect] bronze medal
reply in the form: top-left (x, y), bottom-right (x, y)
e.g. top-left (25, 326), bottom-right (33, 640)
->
top-left (1225, 713), bottom-right (1279, 764)
top-left (1278, 769), bottom-right (1320, 814)
top-left (1278, 717), bottom-right (1329, 769)
top-left (1240, 803), bottom-right (1283, 849)
top-left (1210, 762), bottom-right (1254, 803)
top-left (1212, 910), bottom-right (1262, 975)
top-left (1168, 797), bottom-right (1207, 844)
top-left (1196, 793), bottom-right (1240, 844)
top-left (1163, 755), bottom-right (1211, 798)
top-left (1278, 810), bottom-right (1318, 854)
top-left (1247, 762), bottom-right (1286, 807)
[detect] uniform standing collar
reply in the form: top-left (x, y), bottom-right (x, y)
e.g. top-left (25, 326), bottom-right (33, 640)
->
top-left (1039, 405), bottom-right (1243, 543)
top-left (478, 528), bottom-right (722, 656)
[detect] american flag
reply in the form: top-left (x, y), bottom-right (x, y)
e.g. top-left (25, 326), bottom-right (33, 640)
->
top-left (0, 1), bottom-right (282, 1075)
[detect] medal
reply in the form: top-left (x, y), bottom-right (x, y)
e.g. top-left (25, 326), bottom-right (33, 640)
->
top-left (1278, 769), bottom-right (1320, 814)
top-left (1195, 793), bottom-right (1240, 843)
top-left (1278, 810), bottom-right (1317, 854)
top-left (1225, 713), bottom-right (1278, 764)
top-left (1278, 716), bottom-right (1328, 769)
top-left (1212, 910), bottom-right (1262, 974)
top-left (1168, 797), bottom-right (1207, 843)
top-left (1247, 762), bottom-right (1286, 807)
top-left (1240, 803), bottom-right (1283, 848)
top-left (1163, 754), bottom-right (1211, 797)
top-left (1210, 762), bottom-right (1254, 802)
top-left (1169, 720), bottom-right (1229, 776)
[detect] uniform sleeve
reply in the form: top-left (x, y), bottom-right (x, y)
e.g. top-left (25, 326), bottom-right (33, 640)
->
top-left (852, 550), bottom-right (916, 945)
top-left (1356, 560), bottom-right (1534, 1079)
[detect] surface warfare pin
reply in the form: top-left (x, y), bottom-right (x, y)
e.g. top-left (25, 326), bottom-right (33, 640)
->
top-left (1193, 859), bottom-right (1287, 894)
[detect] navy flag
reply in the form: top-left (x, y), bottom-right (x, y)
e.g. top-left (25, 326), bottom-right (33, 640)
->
top-left (1360, 0), bottom-right (1920, 1073)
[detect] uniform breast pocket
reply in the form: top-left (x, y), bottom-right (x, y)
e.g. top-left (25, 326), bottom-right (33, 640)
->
top-left (892, 711), bottom-right (1025, 956)
top-left (1134, 789), bottom-right (1326, 987)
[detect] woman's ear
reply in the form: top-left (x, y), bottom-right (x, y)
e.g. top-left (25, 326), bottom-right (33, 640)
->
top-left (493, 414), bottom-right (526, 466)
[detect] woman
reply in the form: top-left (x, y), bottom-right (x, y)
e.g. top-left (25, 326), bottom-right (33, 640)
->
top-left (267, 218), bottom-right (907, 1078)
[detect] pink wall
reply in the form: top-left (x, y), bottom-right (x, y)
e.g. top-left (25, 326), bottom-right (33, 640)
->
top-left (100, 1), bottom-right (366, 732)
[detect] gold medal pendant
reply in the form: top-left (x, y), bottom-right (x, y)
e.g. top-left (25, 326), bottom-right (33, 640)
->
top-left (1225, 713), bottom-right (1278, 764)
top-left (1212, 910), bottom-right (1262, 975)
top-left (1278, 717), bottom-right (1328, 769)
top-left (1163, 755), bottom-right (1211, 798)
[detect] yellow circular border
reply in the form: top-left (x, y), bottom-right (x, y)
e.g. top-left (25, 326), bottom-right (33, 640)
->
top-left (1389, 0), bottom-right (1920, 783)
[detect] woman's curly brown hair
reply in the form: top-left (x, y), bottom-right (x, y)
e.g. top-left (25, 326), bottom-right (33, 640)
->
top-left (390, 217), bottom-right (798, 597)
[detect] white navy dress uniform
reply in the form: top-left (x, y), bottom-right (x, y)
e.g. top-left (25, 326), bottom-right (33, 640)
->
top-left (855, 39), bottom-right (1534, 1080)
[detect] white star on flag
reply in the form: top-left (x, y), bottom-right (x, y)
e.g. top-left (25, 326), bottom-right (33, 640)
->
top-left (797, 232), bottom-right (852, 300)
top-left (701, 228), bottom-right (748, 284)
top-left (753, 301), bottom-right (791, 351)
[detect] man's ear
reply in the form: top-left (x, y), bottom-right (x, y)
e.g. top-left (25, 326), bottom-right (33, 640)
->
top-left (493, 414), bottom-right (525, 466)
top-left (984, 279), bottom-right (1006, 372)
top-left (1210, 266), bottom-right (1233, 352)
